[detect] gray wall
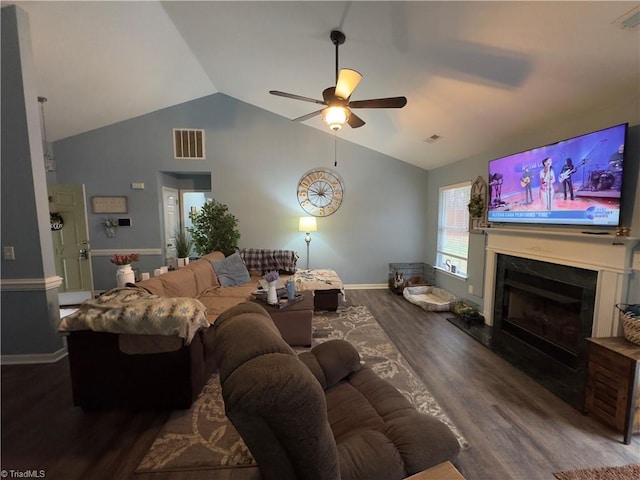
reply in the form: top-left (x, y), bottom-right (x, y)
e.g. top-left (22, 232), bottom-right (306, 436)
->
top-left (1, 5), bottom-right (64, 357)
top-left (54, 93), bottom-right (430, 291)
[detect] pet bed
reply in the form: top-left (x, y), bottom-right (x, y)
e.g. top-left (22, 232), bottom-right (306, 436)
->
top-left (403, 286), bottom-right (457, 312)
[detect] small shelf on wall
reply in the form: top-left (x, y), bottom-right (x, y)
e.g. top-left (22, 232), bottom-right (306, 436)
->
top-left (469, 176), bottom-right (488, 233)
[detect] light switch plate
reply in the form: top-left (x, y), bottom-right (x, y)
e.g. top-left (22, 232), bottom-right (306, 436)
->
top-left (3, 246), bottom-right (15, 260)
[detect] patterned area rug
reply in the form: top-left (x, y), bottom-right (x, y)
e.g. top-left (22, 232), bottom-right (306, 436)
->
top-left (553, 464), bottom-right (640, 480)
top-left (136, 305), bottom-right (467, 473)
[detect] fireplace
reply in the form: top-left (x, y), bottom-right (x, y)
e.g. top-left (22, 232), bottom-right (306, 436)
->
top-left (482, 228), bottom-right (639, 411)
top-left (492, 254), bottom-right (597, 409)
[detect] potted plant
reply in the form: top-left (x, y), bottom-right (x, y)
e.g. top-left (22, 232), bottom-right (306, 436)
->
top-left (174, 229), bottom-right (193, 267)
top-left (187, 200), bottom-right (240, 256)
top-left (467, 194), bottom-right (485, 218)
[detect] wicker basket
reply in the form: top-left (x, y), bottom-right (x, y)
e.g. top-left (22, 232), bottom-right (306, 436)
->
top-left (617, 304), bottom-right (640, 345)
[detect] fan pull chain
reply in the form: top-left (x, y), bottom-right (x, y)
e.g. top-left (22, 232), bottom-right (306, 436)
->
top-left (334, 131), bottom-right (338, 167)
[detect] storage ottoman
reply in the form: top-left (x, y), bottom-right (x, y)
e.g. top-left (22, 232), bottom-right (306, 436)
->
top-left (314, 289), bottom-right (341, 311)
top-left (251, 291), bottom-right (314, 346)
top-left (293, 269), bottom-right (345, 311)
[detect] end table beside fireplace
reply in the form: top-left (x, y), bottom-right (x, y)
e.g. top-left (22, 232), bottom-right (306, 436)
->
top-left (585, 336), bottom-right (640, 444)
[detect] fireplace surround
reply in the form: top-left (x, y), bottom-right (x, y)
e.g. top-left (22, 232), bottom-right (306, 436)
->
top-left (492, 254), bottom-right (598, 408)
top-left (482, 228), bottom-right (640, 410)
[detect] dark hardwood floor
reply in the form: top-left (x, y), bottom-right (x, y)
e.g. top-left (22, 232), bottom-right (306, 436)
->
top-left (2, 289), bottom-right (638, 479)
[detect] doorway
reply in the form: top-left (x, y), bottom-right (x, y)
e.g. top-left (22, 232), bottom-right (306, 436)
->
top-left (48, 184), bottom-right (94, 305)
top-left (162, 186), bottom-right (180, 259)
top-left (160, 172), bottom-right (212, 262)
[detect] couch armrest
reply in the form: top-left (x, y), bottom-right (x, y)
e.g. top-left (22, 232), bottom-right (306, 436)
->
top-left (298, 340), bottom-right (361, 389)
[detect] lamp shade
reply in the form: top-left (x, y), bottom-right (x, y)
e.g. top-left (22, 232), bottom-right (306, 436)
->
top-left (298, 216), bottom-right (317, 233)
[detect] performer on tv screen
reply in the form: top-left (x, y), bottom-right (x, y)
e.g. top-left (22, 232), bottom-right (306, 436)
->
top-left (560, 157), bottom-right (576, 200)
top-left (609, 144), bottom-right (624, 190)
top-left (520, 166), bottom-right (533, 204)
top-left (539, 157), bottom-right (555, 211)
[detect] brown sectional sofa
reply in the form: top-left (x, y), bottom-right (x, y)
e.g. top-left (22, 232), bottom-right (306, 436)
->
top-left (65, 251), bottom-right (289, 410)
top-left (135, 252), bottom-right (260, 324)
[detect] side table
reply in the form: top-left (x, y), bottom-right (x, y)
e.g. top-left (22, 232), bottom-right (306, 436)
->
top-left (585, 336), bottom-right (640, 444)
top-left (252, 291), bottom-right (314, 346)
top-left (405, 461), bottom-right (465, 480)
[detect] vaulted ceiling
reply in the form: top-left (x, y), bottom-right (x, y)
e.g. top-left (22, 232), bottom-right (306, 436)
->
top-left (9, 1), bottom-right (640, 170)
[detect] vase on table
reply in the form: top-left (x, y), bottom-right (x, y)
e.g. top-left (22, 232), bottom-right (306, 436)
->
top-left (267, 281), bottom-right (278, 305)
top-left (116, 264), bottom-right (135, 288)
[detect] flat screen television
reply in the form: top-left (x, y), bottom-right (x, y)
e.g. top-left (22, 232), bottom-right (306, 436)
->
top-left (487, 123), bottom-right (627, 227)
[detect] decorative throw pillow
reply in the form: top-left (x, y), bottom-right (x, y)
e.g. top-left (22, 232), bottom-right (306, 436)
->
top-left (211, 252), bottom-right (250, 286)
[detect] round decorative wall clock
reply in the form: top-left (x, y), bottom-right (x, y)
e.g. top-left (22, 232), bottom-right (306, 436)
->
top-left (297, 167), bottom-right (344, 217)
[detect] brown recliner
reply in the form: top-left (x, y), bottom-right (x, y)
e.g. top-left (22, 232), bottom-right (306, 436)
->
top-left (213, 302), bottom-right (460, 480)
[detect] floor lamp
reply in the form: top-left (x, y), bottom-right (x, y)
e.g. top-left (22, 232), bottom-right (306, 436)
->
top-left (298, 216), bottom-right (317, 270)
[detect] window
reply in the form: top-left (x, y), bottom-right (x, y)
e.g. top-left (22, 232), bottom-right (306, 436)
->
top-left (436, 182), bottom-right (471, 277)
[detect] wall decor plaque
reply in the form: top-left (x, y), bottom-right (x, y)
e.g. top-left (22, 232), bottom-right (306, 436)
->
top-left (91, 196), bottom-right (128, 214)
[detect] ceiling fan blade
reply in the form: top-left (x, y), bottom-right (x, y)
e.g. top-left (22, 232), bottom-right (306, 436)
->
top-left (292, 109), bottom-right (323, 122)
top-left (347, 111), bottom-right (366, 128)
top-left (269, 90), bottom-right (326, 106)
top-left (349, 96), bottom-right (407, 109)
top-left (335, 68), bottom-right (362, 100)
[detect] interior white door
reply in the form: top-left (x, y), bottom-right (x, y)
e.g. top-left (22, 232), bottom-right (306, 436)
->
top-left (162, 186), bottom-right (180, 260)
top-left (48, 184), bottom-right (94, 305)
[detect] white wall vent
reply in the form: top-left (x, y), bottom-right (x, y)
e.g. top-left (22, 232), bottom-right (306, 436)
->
top-left (173, 129), bottom-right (205, 159)
top-left (612, 5), bottom-right (640, 30)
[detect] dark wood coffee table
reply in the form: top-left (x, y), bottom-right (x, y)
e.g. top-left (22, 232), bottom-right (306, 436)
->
top-left (252, 291), bottom-right (314, 346)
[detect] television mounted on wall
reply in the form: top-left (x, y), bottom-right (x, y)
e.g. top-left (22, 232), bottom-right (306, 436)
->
top-left (487, 123), bottom-right (628, 227)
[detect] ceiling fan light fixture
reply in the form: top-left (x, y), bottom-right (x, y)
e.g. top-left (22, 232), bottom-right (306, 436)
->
top-left (322, 106), bottom-right (349, 131)
top-left (270, 29), bottom-right (406, 131)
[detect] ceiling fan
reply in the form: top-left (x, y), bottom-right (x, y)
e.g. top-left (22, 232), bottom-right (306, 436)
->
top-left (269, 30), bottom-right (407, 131)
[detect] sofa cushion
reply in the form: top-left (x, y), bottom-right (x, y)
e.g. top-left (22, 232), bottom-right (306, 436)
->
top-left (211, 252), bottom-right (251, 287)
top-left (135, 277), bottom-right (166, 296)
top-left (185, 257), bottom-right (219, 291)
top-left (327, 366), bottom-right (460, 475)
top-left (202, 251), bottom-right (225, 263)
top-left (198, 295), bottom-right (253, 324)
top-left (298, 340), bottom-right (362, 389)
top-left (337, 430), bottom-right (404, 480)
top-left (158, 268), bottom-right (199, 297)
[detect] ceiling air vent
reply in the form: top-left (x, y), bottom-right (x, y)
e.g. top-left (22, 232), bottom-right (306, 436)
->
top-left (612, 5), bottom-right (640, 30)
top-left (424, 134), bottom-right (443, 144)
top-left (173, 129), bottom-right (205, 159)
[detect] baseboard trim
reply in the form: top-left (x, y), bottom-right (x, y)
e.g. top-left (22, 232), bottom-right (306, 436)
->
top-left (344, 284), bottom-right (388, 290)
top-left (1, 347), bottom-right (68, 365)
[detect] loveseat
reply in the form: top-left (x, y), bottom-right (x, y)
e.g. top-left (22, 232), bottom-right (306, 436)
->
top-left (60, 250), bottom-right (296, 409)
top-left (214, 302), bottom-right (461, 480)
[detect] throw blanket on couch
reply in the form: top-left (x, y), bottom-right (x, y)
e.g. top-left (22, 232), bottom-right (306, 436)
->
top-left (58, 287), bottom-right (209, 344)
top-left (239, 248), bottom-right (298, 274)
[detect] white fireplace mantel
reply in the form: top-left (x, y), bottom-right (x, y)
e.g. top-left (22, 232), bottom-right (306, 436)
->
top-left (482, 228), bottom-right (640, 337)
